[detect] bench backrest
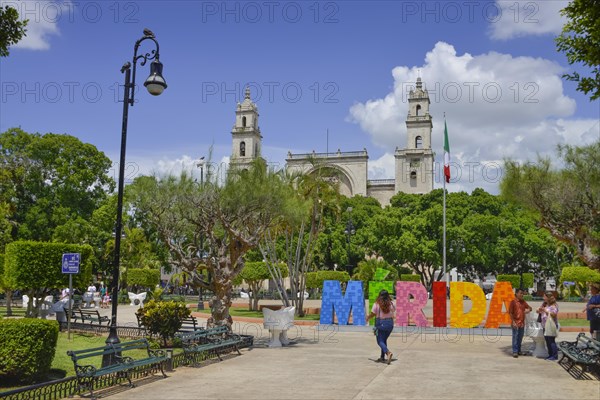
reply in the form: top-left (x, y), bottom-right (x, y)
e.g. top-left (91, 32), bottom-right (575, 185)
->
top-left (177, 325), bottom-right (229, 340)
top-left (79, 309), bottom-right (101, 316)
top-left (577, 333), bottom-right (600, 351)
top-left (178, 316), bottom-right (198, 330)
top-left (112, 338), bottom-right (150, 354)
top-left (67, 344), bottom-right (117, 363)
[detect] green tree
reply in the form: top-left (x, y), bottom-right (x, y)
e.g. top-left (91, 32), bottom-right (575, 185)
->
top-left (555, 0), bottom-right (600, 100)
top-left (129, 159), bottom-right (301, 327)
top-left (0, 4), bottom-right (28, 57)
top-left (4, 241), bottom-right (93, 317)
top-left (501, 142), bottom-right (600, 270)
top-left (0, 128), bottom-right (115, 244)
top-left (236, 261), bottom-right (287, 310)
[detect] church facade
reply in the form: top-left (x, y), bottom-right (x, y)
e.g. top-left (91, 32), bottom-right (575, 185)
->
top-left (230, 79), bottom-right (434, 206)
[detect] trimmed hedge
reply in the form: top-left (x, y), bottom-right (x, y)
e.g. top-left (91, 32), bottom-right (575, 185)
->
top-left (4, 241), bottom-right (93, 290)
top-left (0, 253), bottom-right (5, 291)
top-left (497, 273), bottom-right (534, 289)
top-left (127, 268), bottom-right (161, 289)
top-left (306, 271), bottom-right (351, 290)
top-left (399, 274), bottom-right (421, 282)
top-left (560, 266), bottom-right (600, 284)
top-left (0, 319), bottom-right (59, 383)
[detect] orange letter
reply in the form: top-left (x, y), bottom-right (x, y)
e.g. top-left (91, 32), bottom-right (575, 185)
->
top-left (484, 281), bottom-right (515, 328)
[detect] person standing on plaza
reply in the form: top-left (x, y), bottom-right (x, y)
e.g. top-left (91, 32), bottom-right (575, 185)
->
top-left (538, 292), bottom-right (559, 361)
top-left (583, 283), bottom-right (600, 337)
top-left (509, 288), bottom-right (532, 358)
top-left (366, 289), bottom-right (395, 364)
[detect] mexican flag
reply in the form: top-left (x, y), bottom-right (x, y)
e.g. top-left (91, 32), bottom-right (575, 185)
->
top-left (443, 120), bottom-right (450, 183)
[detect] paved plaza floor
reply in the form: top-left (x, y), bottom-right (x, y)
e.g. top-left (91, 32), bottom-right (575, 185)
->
top-left (82, 303), bottom-right (599, 400)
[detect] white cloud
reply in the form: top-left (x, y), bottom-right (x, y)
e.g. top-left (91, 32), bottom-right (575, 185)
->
top-left (349, 41), bottom-right (597, 194)
top-left (1, 0), bottom-right (65, 50)
top-left (489, 0), bottom-right (568, 40)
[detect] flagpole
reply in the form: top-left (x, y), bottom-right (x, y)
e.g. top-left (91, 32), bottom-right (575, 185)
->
top-left (443, 164), bottom-right (447, 287)
top-left (442, 112), bottom-right (447, 289)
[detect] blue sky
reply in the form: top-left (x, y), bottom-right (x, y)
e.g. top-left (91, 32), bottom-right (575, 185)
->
top-left (1, 0), bottom-right (599, 194)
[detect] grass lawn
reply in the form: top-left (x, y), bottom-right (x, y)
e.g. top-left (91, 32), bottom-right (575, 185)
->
top-left (0, 331), bottom-right (181, 393)
top-left (0, 306), bottom-right (26, 317)
top-left (559, 318), bottom-right (589, 327)
top-left (228, 307), bottom-right (320, 321)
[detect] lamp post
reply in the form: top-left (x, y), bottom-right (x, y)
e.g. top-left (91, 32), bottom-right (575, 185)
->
top-left (196, 157), bottom-right (205, 311)
top-left (449, 238), bottom-right (465, 281)
top-left (103, 29), bottom-right (167, 367)
top-left (343, 207), bottom-right (356, 274)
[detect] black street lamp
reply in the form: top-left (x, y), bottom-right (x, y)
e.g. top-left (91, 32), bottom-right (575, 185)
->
top-left (343, 207), bottom-right (356, 274)
top-left (196, 157), bottom-right (205, 311)
top-left (103, 29), bottom-right (167, 367)
top-left (449, 239), bottom-right (465, 271)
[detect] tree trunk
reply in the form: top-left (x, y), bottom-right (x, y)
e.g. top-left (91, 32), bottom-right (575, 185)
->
top-left (207, 269), bottom-right (233, 329)
top-left (249, 282), bottom-right (260, 311)
top-left (6, 290), bottom-right (13, 317)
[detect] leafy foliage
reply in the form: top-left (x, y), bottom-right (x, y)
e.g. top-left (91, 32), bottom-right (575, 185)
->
top-left (237, 261), bottom-right (287, 310)
top-left (0, 128), bottom-right (114, 250)
top-left (497, 273), bottom-right (534, 290)
top-left (0, 5), bottom-right (28, 57)
top-left (4, 241), bottom-right (93, 317)
top-left (0, 319), bottom-right (59, 383)
top-left (399, 274), bottom-right (421, 282)
top-left (137, 300), bottom-right (191, 347)
top-left (555, 0), bottom-right (600, 100)
top-left (501, 142), bottom-right (600, 270)
top-left (560, 265), bottom-right (600, 298)
top-left (305, 270), bottom-right (350, 290)
top-left (127, 268), bottom-right (160, 290)
top-left (4, 241), bottom-right (93, 289)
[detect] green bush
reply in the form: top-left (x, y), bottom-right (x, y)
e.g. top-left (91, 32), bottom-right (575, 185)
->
top-left (137, 300), bottom-right (191, 347)
top-left (399, 274), bottom-right (421, 282)
top-left (559, 266), bottom-right (600, 299)
top-left (4, 241), bottom-right (93, 289)
top-left (305, 270), bottom-right (351, 290)
top-left (127, 268), bottom-right (161, 289)
top-left (497, 275), bottom-right (519, 289)
top-left (0, 319), bottom-right (59, 383)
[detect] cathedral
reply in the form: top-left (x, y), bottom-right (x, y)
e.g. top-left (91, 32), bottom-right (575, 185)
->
top-left (230, 79), bottom-right (434, 206)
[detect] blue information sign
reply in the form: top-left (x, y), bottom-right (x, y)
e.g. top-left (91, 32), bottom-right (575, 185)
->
top-left (62, 253), bottom-right (80, 274)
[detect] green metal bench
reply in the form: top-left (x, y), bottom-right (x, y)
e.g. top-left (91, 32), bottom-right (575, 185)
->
top-left (176, 326), bottom-right (242, 364)
top-left (558, 333), bottom-right (600, 378)
top-left (67, 338), bottom-right (168, 398)
top-left (77, 308), bottom-right (110, 326)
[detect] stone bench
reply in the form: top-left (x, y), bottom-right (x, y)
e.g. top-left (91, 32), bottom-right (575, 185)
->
top-left (263, 306), bottom-right (295, 347)
top-left (525, 312), bottom-right (548, 358)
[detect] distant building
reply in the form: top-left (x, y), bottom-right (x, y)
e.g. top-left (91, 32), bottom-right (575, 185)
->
top-left (229, 78), bottom-right (435, 205)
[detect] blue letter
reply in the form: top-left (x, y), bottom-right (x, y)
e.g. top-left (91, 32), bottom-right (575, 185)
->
top-left (320, 280), bottom-right (365, 325)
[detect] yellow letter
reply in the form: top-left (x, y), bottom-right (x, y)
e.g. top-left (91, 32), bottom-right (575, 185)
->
top-left (449, 282), bottom-right (486, 328)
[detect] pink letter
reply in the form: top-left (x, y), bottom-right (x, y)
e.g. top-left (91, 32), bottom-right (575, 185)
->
top-left (395, 281), bottom-right (429, 327)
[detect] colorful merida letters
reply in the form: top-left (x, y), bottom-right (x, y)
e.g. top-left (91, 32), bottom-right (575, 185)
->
top-left (319, 280), bottom-right (515, 328)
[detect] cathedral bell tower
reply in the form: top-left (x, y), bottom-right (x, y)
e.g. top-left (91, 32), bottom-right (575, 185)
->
top-left (394, 77), bottom-right (434, 194)
top-left (230, 87), bottom-right (264, 170)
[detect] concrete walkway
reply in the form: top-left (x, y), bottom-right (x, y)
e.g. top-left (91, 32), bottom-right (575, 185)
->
top-left (87, 304), bottom-right (599, 400)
